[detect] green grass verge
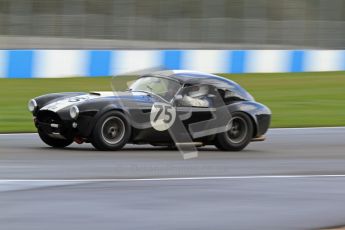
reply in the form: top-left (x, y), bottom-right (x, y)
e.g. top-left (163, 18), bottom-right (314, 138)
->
top-left (0, 72), bottom-right (344, 132)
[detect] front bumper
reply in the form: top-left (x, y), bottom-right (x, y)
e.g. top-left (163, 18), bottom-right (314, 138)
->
top-left (34, 110), bottom-right (94, 139)
top-left (35, 119), bottom-right (75, 139)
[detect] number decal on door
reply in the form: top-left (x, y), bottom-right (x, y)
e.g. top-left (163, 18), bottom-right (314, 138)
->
top-left (150, 102), bottom-right (176, 131)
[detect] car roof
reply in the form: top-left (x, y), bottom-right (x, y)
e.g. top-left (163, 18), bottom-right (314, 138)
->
top-left (143, 70), bottom-right (238, 90)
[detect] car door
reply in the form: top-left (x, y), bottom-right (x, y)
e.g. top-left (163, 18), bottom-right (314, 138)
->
top-left (174, 85), bottom-right (232, 139)
top-left (173, 85), bottom-right (218, 137)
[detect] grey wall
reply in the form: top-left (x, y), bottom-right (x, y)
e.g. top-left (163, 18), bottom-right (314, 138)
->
top-left (1, 0), bottom-right (345, 48)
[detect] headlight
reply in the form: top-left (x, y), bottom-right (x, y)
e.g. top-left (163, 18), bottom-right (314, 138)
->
top-left (28, 99), bottom-right (37, 113)
top-left (69, 106), bottom-right (79, 119)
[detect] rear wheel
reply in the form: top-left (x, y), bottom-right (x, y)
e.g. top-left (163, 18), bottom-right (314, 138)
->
top-left (215, 112), bottom-right (253, 151)
top-left (91, 111), bottom-right (131, 151)
top-left (38, 128), bottom-right (73, 148)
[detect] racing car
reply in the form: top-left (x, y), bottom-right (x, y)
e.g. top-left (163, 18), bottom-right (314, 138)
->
top-left (28, 70), bottom-right (271, 151)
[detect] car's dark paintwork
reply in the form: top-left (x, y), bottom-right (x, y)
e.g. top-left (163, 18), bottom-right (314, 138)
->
top-left (147, 71), bottom-right (254, 101)
top-left (31, 70), bottom-right (271, 146)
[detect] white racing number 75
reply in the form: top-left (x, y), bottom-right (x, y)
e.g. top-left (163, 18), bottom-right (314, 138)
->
top-left (150, 102), bottom-right (176, 131)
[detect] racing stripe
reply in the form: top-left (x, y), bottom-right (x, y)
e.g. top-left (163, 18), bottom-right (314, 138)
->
top-left (41, 95), bottom-right (97, 112)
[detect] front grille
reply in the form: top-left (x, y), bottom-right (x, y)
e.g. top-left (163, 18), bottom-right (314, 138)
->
top-left (36, 110), bottom-right (61, 124)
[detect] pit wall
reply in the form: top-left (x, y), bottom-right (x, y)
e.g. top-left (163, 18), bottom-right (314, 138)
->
top-left (0, 50), bottom-right (345, 78)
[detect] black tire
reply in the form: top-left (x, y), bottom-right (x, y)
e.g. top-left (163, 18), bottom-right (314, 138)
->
top-left (91, 111), bottom-right (131, 151)
top-left (215, 112), bottom-right (254, 151)
top-left (38, 128), bottom-right (73, 148)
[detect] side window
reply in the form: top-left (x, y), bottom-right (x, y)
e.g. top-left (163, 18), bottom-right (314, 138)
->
top-left (175, 85), bottom-right (219, 108)
top-left (220, 89), bottom-right (244, 104)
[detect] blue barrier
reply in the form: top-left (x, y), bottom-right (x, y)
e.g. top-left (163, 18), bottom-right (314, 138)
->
top-left (0, 50), bottom-right (344, 78)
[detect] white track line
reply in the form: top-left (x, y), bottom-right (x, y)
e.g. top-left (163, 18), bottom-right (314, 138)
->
top-left (2, 174), bottom-right (345, 183)
top-left (0, 133), bottom-right (37, 136)
top-left (2, 175), bottom-right (345, 192)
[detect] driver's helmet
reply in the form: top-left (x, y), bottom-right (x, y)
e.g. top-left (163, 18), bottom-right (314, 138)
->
top-left (188, 85), bottom-right (209, 98)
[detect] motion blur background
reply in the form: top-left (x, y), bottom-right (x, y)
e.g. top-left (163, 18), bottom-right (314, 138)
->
top-left (1, 0), bottom-right (345, 48)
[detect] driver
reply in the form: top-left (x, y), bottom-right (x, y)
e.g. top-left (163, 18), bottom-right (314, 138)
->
top-left (181, 85), bottom-right (211, 107)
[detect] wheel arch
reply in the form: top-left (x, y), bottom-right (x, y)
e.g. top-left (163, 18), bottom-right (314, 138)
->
top-left (232, 110), bottom-right (258, 138)
top-left (228, 101), bottom-right (266, 138)
top-left (90, 107), bottom-right (132, 150)
top-left (88, 105), bottom-right (132, 137)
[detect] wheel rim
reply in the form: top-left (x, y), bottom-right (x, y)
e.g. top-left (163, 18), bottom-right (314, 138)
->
top-left (101, 116), bottom-right (126, 145)
top-left (226, 116), bottom-right (248, 144)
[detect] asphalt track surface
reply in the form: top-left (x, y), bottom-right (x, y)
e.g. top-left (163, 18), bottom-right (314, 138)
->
top-left (0, 127), bottom-right (345, 230)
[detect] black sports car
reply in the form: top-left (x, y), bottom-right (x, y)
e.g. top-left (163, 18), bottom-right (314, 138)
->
top-left (28, 70), bottom-right (271, 152)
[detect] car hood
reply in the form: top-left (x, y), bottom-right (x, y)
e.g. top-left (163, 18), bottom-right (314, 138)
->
top-left (40, 91), bottom-right (152, 113)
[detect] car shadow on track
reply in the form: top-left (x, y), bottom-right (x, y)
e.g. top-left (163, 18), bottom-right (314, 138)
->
top-left (31, 146), bottom-right (266, 154)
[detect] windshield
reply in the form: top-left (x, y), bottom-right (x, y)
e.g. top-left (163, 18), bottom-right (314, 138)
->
top-left (129, 77), bottom-right (181, 101)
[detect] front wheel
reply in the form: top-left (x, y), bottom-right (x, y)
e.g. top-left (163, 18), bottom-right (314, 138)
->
top-left (38, 128), bottom-right (73, 148)
top-left (215, 112), bottom-right (254, 151)
top-left (91, 111), bottom-right (131, 151)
